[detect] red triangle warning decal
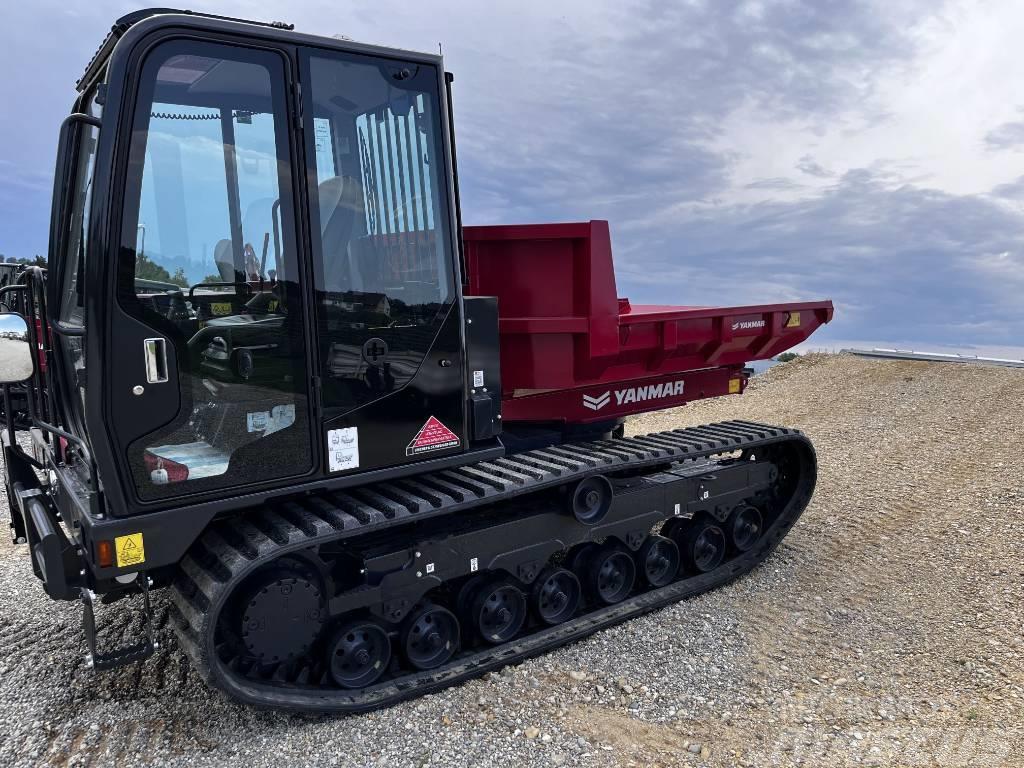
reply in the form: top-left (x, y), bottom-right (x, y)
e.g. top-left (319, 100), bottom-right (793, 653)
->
top-left (406, 416), bottom-right (461, 456)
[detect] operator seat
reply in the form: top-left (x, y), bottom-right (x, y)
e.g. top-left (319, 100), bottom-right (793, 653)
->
top-left (318, 175), bottom-right (366, 292)
top-left (194, 239), bottom-right (248, 320)
top-left (213, 239), bottom-right (235, 283)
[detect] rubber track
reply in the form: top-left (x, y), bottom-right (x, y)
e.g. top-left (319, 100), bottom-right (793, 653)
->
top-left (169, 420), bottom-right (816, 712)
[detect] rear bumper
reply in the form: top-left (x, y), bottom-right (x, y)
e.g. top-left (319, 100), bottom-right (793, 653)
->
top-left (14, 481), bottom-right (83, 600)
top-left (3, 432), bottom-right (83, 601)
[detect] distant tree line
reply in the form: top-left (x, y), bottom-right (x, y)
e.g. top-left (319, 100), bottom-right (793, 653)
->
top-left (0, 255), bottom-right (47, 267)
top-left (135, 252), bottom-right (190, 287)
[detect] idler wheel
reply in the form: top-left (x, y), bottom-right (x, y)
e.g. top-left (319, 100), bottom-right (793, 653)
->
top-left (584, 544), bottom-right (636, 605)
top-left (400, 603), bottom-right (460, 670)
top-left (636, 534), bottom-right (680, 588)
top-left (327, 619), bottom-right (391, 689)
top-left (681, 520), bottom-right (727, 573)
top-left (531, 567), bottom-right (582, 625)
top-left (239, 571), bottom-right (324, 663)
top-left (470, 578), bottom-right (528, 644)
top-left (727, 504), bottom-right (763, 552)
top-left (568, 476), bottom-right (613, 524)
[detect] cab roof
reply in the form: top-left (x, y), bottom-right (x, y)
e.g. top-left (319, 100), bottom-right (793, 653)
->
top-left (78, 8), bottom-right (295, 92)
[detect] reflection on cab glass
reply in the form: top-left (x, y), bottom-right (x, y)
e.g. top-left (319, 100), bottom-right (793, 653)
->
top-left (306, 55), bottom-right (455, 414)
top-left (125, 50), bottom-right (311, 494)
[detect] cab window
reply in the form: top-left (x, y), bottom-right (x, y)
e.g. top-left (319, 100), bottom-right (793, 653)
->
top-left (56, 88), bottom-right (102, 417)
top-left (302, 51), bottom-right (457, 415)
top-left (118, 41), bottom-right (312, 499)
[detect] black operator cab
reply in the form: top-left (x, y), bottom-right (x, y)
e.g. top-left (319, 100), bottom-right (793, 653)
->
top-left (0, 6), bottom-right (501, 676)
top-left (37, 9), bottom-right (503, 531)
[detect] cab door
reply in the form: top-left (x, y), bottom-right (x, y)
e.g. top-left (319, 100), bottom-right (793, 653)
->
top-left (299, 48), bottom-right (466, 475)
top-left (108, 37), bottom-right (316, 502)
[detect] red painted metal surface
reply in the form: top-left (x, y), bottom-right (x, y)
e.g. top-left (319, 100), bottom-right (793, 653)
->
top-left (463, 220), bottom-right (833, 424)
top-left (501, 365), bottom-right (749, 425)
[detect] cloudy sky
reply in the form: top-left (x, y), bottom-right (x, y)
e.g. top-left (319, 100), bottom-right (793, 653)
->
top-left (2, 0), bottom-right (1022, 355)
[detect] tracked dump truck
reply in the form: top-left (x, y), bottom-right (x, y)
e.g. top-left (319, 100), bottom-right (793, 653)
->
top-left (0, 9), bottom-right (833, 711)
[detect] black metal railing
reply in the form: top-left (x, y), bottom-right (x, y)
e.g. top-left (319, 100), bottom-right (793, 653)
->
top-left (0, 267), bottom-right (97, 491)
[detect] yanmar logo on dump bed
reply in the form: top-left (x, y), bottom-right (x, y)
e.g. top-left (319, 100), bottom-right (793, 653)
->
top-left (731, 318), bottom-right (766, 331)
top-left (582, 380), bottom-right (685, 411)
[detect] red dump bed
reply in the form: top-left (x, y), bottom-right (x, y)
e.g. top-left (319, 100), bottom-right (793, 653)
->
top-left (464, 221), bottom-right (833, 424)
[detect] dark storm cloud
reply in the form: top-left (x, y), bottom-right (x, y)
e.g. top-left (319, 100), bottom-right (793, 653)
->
top-left (457, 0), bottom-right (923, 226)
top-left (453, 0), bottom-right (1024, 347)
top-left (616, 170), bottom-right (1024, 348)
top-left (745, 178), bottom-right (807, 191)
top-left (991, 176), bottom-right (1024, 199)
top-left (985, 119), bottom-right (1024, 151)
top-left (797, 155), bottom-right (835, 179)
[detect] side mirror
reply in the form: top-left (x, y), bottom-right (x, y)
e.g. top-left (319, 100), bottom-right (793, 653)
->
top-left (0, 313), bottom-right (35, 384)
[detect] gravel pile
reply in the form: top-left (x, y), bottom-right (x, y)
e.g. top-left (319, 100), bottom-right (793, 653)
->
top-left (1, 352), bottom-right (1022, 767)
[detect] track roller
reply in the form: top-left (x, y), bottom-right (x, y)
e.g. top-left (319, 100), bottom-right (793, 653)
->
top-left (726, 504), bottom-right (763, 552)
top-left (400, 603), bottom-right (460, 670)
top-left (568, 475), bottom-right (613, 524)
top-left (581, 543), bottom-right (636, 605)
top-left (678, 519), bottom-right (727, 573)
top-left (636, 535), bottom-right (680, 587)
top-left (327, 619), bottom-right (391, 689)
top-left (468, 578), bottom-right (527, 643)
top-left (565, 543), bottom-right (598, 575)
top-left (531, 567), bottom-right (581, 625)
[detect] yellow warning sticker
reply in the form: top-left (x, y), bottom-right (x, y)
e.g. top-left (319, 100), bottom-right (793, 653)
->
top-left (211, 302), bottom-right (232, 316)
top-left (115, 533), bottom-right (145, 568)
top-left (728, 378), bottom-right (741, 394)
top-left (785, 311), bottom-right (801, 328)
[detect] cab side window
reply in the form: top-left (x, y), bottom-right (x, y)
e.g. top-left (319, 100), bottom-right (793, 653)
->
top-left (119, 42), bottom-right (312, 498)
top-left (304, 52), bottom-right (457, 415)
top-left (57, 90), bottom-right (101, 413)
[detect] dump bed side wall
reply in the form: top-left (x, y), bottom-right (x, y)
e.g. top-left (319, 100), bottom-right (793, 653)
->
top-left (464, 221), bottom-right (833, 403)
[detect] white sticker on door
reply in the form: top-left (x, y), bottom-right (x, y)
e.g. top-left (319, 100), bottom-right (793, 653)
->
top-left (473, 370), bottom-right (485, 388)
top-left (247, 411), bottom-right (270, 432)
top-left (327, 427), bottom-right (360, 472)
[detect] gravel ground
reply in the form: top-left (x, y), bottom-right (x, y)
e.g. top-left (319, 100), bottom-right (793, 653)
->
top-left (1, 352), bottom-right (1022, 767)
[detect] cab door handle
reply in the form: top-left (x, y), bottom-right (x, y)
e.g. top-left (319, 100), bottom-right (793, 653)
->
top-left (144, 337), bottom-right (168, 383)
